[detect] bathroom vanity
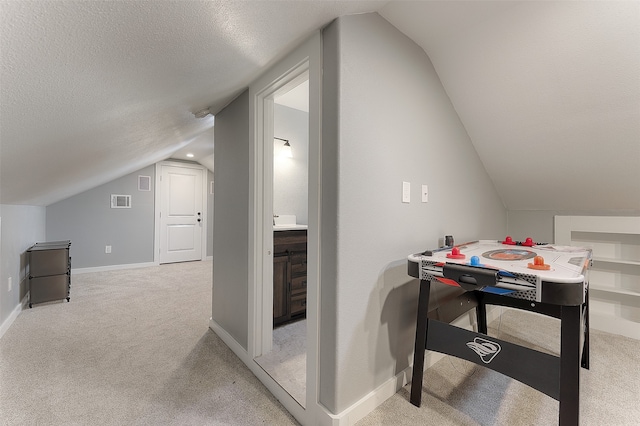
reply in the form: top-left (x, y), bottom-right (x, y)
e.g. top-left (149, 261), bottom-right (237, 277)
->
top-left (273, 228), bottom-right (307, 326)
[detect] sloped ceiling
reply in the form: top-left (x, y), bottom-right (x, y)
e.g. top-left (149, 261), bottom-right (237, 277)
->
top-left (2, 1), bottom-right (639, 211)
top-left (380, 1), bottom-right (640, 211)
top-left (0, 0), bottom-right (384, 206)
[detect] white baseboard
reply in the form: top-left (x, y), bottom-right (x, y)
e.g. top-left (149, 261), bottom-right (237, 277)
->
top-left (327, 306), bottom-right (505, 425)
top-left (209, 307), bottom-right (505, 426)
top-left (327, 366), bottom-right (411, 425)
top-left (0, 295), bottom-right (28, 340)
top-left (72, 258), bottom-right (212, 275)
top-left (71, 262), bottom-right (157, 275)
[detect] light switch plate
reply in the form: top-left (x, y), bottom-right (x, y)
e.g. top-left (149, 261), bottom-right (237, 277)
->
top-left (422, 185), bottom-right (428, 202)
top-left (402, 182), bottom-right (410, 203)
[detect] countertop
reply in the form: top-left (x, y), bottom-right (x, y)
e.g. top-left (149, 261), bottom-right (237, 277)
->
top-left (273, 224), bottom-right (308, 231)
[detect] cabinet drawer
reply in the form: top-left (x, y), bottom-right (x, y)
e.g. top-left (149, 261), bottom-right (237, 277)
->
top-left (274, 230), bottom-right (307, 254)
top-left (290, 294), bottom-right (307, 316)
top-left (291, 276), bottom-right (307, 295)
top-left (291, 254), bottom-right (307, 275)
top-left (290, 252), bottom-right (306, 264)
top-left (29, 275), bottom-right (69, 305)
top-left (29, 249), bottom-right (69, 276)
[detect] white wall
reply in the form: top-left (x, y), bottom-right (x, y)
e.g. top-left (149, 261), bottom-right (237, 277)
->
top-left (0, 204), bottom-right (46, 333)
top-left (320, 13), bottom-right (507, 414)
top-left (273, 104), bottom-right (309, 225)
top-left (212, 90), bottom-right (250, 350)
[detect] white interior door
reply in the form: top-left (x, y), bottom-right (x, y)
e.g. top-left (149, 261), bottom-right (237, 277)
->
top-left (159, 165), bottom-right (204, 264)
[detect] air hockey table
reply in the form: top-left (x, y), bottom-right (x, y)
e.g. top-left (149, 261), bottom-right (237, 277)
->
top-left (408, 239), bottom-right (591, 426)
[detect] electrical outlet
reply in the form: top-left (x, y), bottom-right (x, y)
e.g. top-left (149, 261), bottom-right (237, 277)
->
top-left (8, 276), bottom-right (12, 292)
top-left (105, 245), bottom-right (112, 254)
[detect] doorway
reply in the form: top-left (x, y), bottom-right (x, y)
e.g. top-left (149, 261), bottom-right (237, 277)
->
top-left (245, 32), bottom-right (321, 423)
top-left (254, 76), bottom-right (309, 406)
top-left (154, 161), bottom-right (208, 264)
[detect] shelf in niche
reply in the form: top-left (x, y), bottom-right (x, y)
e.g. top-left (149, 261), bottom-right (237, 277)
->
top-left (590, 286), bottom-right (640, 298)
top-left (555, 215), bottom-right (640, 339)
top-left (592, 257), bottom-right (640, 267)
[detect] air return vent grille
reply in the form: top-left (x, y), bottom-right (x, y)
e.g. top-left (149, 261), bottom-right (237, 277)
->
top-left (138, 175), bottom-right (151, 191)
top-left (111, 194), bottom-right (131, 209)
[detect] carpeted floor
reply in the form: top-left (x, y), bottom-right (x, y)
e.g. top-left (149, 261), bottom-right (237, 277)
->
top-left (357, 308), bottom-right (640, 425)
top-left (0, 260), bottom-right (297, 425)
top-left (2, 261), bottom-right (639, 425)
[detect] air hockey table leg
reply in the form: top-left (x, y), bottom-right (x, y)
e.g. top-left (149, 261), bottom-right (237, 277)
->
top-left (559, 305), bottom-right (581, 426)
top-left (410, 279), bottom-right (432, 407)
top-left (475, 292), bottom-right (488, 334)
top-left (581, 288), bottom-right (590, 370)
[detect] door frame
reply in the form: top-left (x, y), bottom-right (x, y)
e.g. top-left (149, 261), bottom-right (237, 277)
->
top-left (154, 160), bottom-right (208, 265)
top-left (248, 32), bottom-right (321, 421)
top-left (253, 66), bottom-right (309, 356)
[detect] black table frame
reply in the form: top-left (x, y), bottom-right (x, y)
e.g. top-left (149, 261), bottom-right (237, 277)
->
top-left (410, 278), bottom-right (589, 426)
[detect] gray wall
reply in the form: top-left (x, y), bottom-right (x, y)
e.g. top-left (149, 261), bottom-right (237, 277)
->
top-left (0, 204), bottom-right (46, 327)
top-left (212, 90), bottom-right (250, 349)
top-left (46, 166), bottom-right (156, 269)
top-left (46, 162), bottom-right (214, 268)
top-left (320, 14), bottom-right (507, 413)
top-left (273, 104), bottom-right (309, 225)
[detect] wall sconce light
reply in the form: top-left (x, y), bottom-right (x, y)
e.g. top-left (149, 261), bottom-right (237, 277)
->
top-left (275, 137), bottom-right (293, 158)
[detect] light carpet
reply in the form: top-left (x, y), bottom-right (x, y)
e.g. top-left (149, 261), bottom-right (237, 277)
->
top-left (0, 260), bottom-right (297, 425)
top-left (2, 261), bottom-right (639, 425)
top-left (357, 308), bottom-right (640, 425)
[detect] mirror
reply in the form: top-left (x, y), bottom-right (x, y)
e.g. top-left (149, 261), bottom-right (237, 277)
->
top-left (254, 76), bottom-right (309, 407)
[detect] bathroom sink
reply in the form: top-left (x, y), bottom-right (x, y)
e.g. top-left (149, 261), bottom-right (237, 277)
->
top-left (273, 224), bottom-right (308, 231)
top-left (273, 214), bottom-right (306, 230)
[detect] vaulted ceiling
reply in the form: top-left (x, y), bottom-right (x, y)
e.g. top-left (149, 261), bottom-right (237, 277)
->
top-left (380, 1), bottom-right (640, 211)
top-left (1, 1), bottom-right (638, 210)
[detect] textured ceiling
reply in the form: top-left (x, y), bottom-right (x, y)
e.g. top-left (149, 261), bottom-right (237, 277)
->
top-left (1, 1), bottom-right (638, 212)
top-left (380, 1), bottom-right (640, 211)
top-left (0, 0), bottom-right (384, 205)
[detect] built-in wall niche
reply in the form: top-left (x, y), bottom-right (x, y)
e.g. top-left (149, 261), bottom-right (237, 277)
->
top-left (571, 231), bottom-right (640, 263)
top-left (555, 216), bottom-right (640, 339)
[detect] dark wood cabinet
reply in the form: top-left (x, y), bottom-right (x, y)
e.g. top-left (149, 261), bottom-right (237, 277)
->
top-left (273, 254), bottom-right (290, 323)
top-left (273, 230), bottom-right (307, 326)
